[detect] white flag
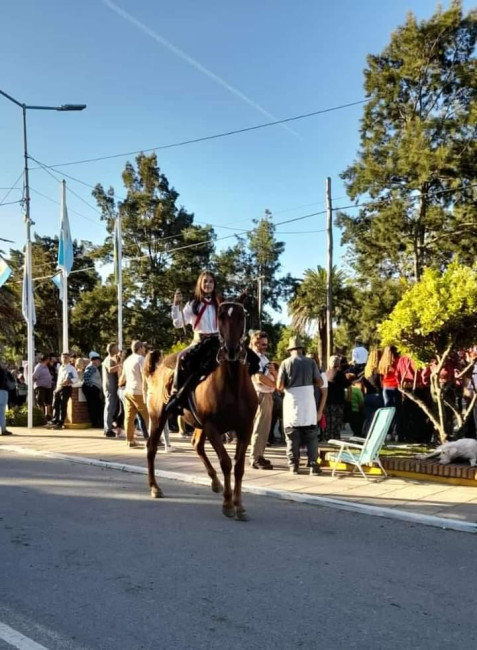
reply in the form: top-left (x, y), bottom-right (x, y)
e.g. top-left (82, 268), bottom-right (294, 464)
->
top-left (22, 253), bottom-right (36, 326)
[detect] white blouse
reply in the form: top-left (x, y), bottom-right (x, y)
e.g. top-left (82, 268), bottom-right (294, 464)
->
top-left (171, 300), bottom-right (218, 335)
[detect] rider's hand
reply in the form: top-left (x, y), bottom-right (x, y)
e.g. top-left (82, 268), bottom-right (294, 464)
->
top-left (173, 289), bottom-right (182, 306)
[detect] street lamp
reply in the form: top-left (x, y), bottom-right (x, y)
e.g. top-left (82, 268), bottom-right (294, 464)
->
top-left (0, 89), bottom-right (86, 428)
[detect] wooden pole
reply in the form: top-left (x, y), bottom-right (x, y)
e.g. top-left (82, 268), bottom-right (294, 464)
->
top-left (326, 177), bottom-right (333, 361)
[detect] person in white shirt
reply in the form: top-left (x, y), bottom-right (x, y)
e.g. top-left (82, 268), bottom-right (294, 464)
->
top-left (351, 338), bottom-right (369, 374)
top-left (46, 352), bottom-right (78, 430)
top-left (278, 337), bottom-right (323, 475)
top-left (119, 340), bottom-right (149, 448)
top-left (249, 331), bottom-right (276, 470)
top-left (167, 271), bottom-right (221, 414)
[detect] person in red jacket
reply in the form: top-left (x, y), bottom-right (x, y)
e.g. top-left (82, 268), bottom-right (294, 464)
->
top-left (378, 346), bottom-right (401, 440)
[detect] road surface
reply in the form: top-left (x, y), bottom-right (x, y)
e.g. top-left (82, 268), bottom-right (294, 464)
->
top-left (0, 450), bottom-right (474, 649)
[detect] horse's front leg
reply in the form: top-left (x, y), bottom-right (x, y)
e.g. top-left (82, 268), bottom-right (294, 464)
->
top-left (192, 428), bottom-right (223, 494)
top-left (206, 424), bottom-right (233, 517)
top-left (147, 408), bottom-right (167, 498)
top-left (233, 431), bottom-right (252, 521)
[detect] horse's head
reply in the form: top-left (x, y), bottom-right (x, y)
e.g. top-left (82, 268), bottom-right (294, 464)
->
top-left (217, 302), bottom-right (246, 363)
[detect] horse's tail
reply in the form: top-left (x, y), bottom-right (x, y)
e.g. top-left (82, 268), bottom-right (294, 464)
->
top-left (144, 350), bottom-right (162, 377)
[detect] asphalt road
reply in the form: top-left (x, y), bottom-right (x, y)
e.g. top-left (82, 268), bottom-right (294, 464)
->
top-left (0, 450), bottom-right (475, 650)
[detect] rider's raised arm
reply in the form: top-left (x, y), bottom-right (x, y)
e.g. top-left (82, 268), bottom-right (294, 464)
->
top-left (171, 301), bottom-right (193, 329)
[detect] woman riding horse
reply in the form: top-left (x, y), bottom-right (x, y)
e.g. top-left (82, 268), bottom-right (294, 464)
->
top-left (167, 270), bottom-right (222, 415)
top-left (145, 297), bottom-right (259, 519)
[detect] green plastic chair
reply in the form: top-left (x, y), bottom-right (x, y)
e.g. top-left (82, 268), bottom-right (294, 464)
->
top-left (328, 407), bottom-right (396, 478)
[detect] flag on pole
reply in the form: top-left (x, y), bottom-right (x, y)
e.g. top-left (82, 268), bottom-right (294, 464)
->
top-left (22, 253), bottom-right (36, 326)
top-left (57, 181), bottom-right (73, 275)
top-left (52, 273), bottom-right (64, 301)
top-left (0, 258), bottom-right (12, 288)
top-left (113, 218), bottom-right (120, 284)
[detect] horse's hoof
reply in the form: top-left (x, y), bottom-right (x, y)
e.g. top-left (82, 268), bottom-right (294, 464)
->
top-left (235, 509), bottom-right (248, 522)
top-left (211, 480), bottom-right (223, 494)
top-left (151, 487), bottom-right (164, 498)
top-left (222, 506), bottom-right (235, 518)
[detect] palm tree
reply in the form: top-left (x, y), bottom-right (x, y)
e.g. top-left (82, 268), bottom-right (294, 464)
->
top-left (289, 266), bottom-right (355, 364)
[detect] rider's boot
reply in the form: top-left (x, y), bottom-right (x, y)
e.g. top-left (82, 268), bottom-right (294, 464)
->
top-left (166, 361), bottom-right (185, 415)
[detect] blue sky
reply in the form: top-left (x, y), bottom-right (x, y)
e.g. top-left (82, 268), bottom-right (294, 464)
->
top-left (1, 0), bottom-right (471, 307)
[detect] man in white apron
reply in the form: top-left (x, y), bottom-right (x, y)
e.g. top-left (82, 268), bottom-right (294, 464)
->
top-left (277, 336), bottom-right (323, 475)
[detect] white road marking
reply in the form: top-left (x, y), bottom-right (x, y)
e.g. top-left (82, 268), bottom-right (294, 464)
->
top-left (0, 622), bottom-right (51, 650)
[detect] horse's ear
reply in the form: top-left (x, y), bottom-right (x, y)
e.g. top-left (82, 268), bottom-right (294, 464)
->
top-left (236, 289), bottom-right (247, 304)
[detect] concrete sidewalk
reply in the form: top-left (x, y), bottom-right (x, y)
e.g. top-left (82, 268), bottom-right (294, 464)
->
top-left (2, 426), bottom-right (477, 533)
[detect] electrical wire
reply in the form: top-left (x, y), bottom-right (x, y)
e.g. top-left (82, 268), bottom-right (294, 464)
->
top-left (0, 171), bottom-right (24, 205)
top-left (34, 100), bottom-right (368, 169)
top-left (0, 199), bottom-right (23, 208)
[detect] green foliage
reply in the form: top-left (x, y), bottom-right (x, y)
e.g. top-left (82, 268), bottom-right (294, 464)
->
top-left (339, 1), bottom-right (477, 281)
top-left (212, 211), bottom-right (297, 329)
top-left (379, 262), bottom-right (477, 365)
top-left (275, 326), bottom-right (313, 363)
top-left (288, 266), bottom-right (355, 362)
top-left (6, 405), bottom-right (45, 427)
top-left (5, 236), bottom-right (99, 355)
top-left (92, 153), bottom-right (214, 350)
top-left (335, 276), bottom-right (407, 349)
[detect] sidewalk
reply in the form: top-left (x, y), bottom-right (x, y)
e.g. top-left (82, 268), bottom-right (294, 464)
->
top-left (2, 426), bottom-right (477, 534)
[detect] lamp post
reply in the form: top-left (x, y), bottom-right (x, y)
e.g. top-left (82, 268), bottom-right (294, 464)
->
top-left (0, 89), bottom-right (86, 428)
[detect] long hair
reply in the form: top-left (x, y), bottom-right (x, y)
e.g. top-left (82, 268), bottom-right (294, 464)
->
top-left (364, 349), bottom-right (381, 379)
top-left (191, 271), bottom-right (221, 315)
top-left (378, 346), bottom-right (397, 375)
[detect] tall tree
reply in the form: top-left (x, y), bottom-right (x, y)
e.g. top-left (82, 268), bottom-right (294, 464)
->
top-left (338, 1), bottom-right (477, 281)
top-left (380, 262), bottom-right (477, 442)
top-left (93, 153), bottom-right (215, 349)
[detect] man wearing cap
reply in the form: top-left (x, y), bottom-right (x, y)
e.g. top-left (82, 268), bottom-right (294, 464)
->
top-left (102, 343), bottom-right (122, 438)
top-left (46, 352), bottom-right (78, 430)
top-left (351, 338), bottom-right (368, 375)
top-left (277, 336), bottom-right (323, 475)
top-left (82, 351), bottom-right (104, 428)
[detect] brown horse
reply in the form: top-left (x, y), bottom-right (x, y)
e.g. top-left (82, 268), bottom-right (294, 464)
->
top-left (144, 302), bottom-right (258, 520)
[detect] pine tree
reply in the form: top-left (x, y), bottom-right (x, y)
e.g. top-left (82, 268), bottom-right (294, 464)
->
top-left (338, 1), bottom-right (477, 281)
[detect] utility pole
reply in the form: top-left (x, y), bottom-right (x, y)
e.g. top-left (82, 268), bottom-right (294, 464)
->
top-left (326, 177), bottom-right (333, 361)
top-left (116, 212), bottom-right (123, 352)
top-left (0, 89), bottom-right (86, 428)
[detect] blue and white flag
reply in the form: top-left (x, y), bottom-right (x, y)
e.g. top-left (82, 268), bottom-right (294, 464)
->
top-left (52, 273), bottom-right (64, 301)
top-left (22, 253), bottom-right (36, 326)
top-left (0, 258), bottom-right (12, 288)
top-left (57, 181), bottom-right (73, 275)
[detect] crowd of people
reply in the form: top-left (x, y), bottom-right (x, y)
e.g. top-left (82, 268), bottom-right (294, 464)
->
top-left (1, 270), bottom-right (476, 476)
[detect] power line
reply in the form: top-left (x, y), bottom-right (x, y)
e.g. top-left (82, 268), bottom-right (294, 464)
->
top-left (0, 199), bottom-right (22, 208)
top-left (34, 100), bottom-right (368, 169)
top-left (0, 171), bottom-right (24, 205)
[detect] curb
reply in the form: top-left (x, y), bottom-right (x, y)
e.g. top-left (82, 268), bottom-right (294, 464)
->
top-left (2, 444), bottom-right (477, 535)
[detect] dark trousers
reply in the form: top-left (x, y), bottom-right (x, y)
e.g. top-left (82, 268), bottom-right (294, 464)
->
top-left (349, 411), bottom-right (365, 437)
top-left (52, 386), bottom-right (72, 426)
top-left (285, 425), bottom-right (319, 468)
top-left (82, 385), bottom-right (104, 428)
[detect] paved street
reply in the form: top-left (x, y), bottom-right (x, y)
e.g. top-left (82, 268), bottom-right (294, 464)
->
top-left (1, 451), bottom-right (476, 650)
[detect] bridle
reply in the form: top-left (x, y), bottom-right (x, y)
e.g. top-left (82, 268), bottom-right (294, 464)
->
top-left (217, 302), bottom-right (247, 365)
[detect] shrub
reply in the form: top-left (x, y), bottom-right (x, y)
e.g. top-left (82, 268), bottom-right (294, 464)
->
top-left (6, 405), bottom-right (46, 427)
